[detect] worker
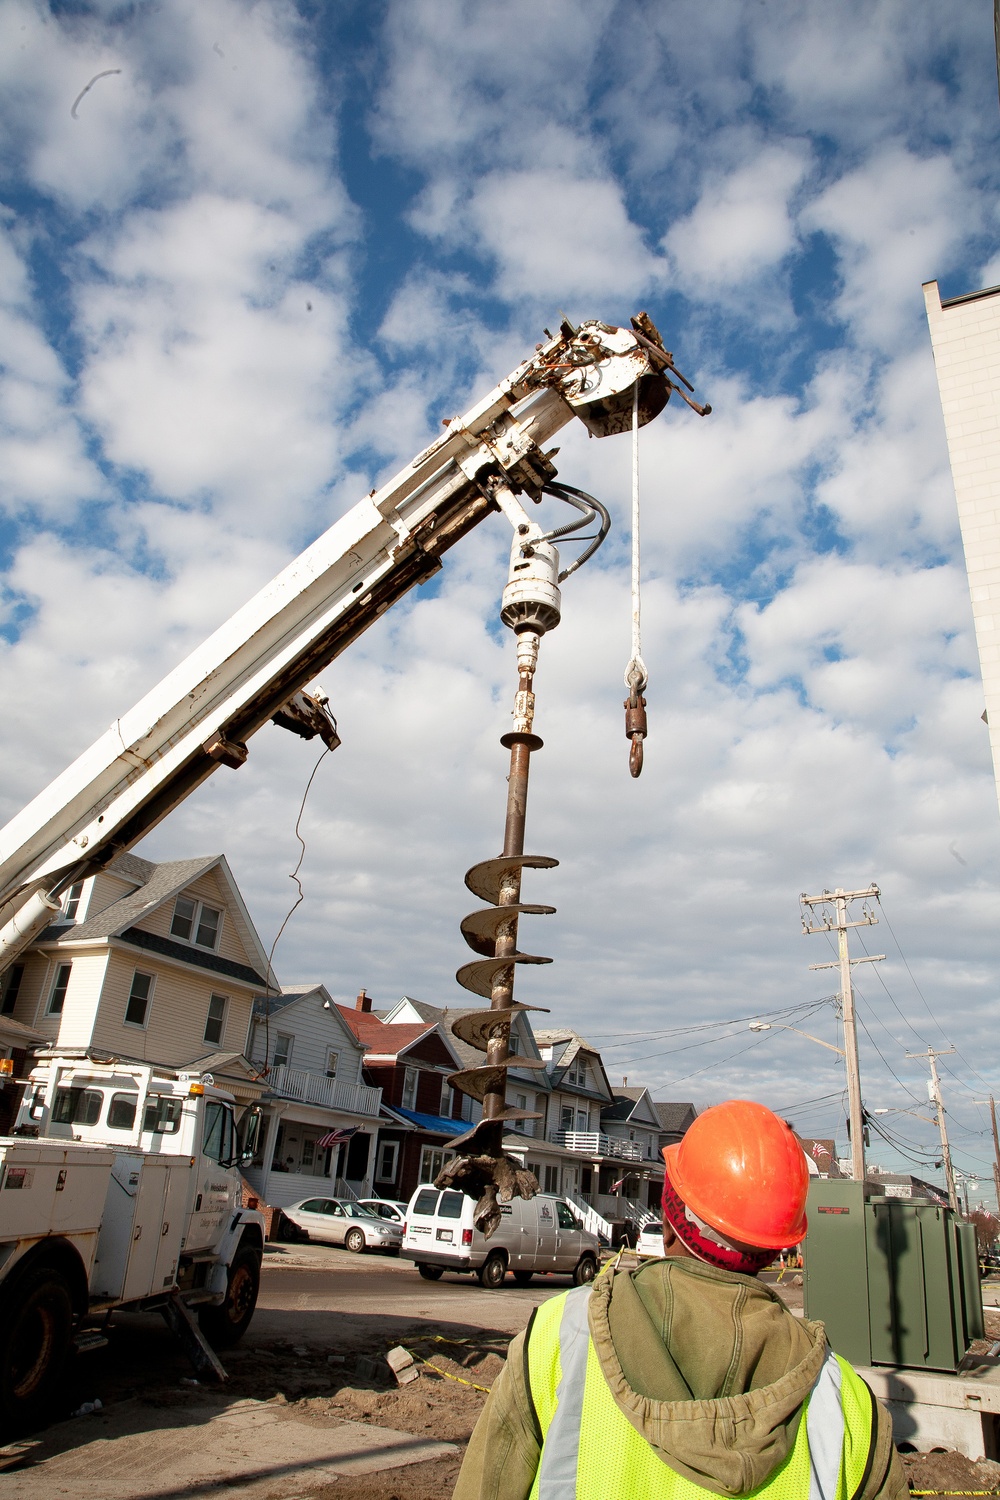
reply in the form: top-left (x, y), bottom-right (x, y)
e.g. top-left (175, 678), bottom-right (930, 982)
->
top-left (454, 1099), bottom-right (905, 1500)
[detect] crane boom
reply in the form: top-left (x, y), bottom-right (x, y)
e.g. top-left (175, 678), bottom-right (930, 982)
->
top-left (0, 318), bottom-right (674, 953)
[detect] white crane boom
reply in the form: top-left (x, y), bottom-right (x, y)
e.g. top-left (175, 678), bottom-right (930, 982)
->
top-left (0, 317), bottom-right (676, 960)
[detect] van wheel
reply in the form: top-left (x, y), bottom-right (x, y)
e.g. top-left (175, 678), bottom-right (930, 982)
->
top-left (478, 1252), bottom-right (507, 1289)
top-left (417, 1264), bottom-right (444, 1281)
top-left (0, 1265), bottom-right (74, 1435)
top-left (512, 1271), bottom-right (533, 1286)
top-left (199, 1244), bottom-right (261, 1348)
top-left (573, 1255), bottom-right (597, 1286)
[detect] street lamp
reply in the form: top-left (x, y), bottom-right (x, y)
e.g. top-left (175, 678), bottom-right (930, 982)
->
top-left (748, 1021), bottom-right (845, 1057)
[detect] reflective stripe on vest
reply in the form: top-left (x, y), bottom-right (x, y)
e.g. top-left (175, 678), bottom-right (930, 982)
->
top-left (527, 1284), bottom-right (877, 1500)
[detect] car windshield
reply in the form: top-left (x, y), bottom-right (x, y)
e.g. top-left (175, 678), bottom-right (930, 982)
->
top-left (344, 1203), bottom-right (377, 1218)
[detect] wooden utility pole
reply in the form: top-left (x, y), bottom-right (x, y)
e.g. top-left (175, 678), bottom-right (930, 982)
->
top-left (988, 1098), bottom-right (1000, 1214)
top-left (908, 1047), bottom-right (958, 1213)
top-left (801, 885), bottom-right (884, 1183)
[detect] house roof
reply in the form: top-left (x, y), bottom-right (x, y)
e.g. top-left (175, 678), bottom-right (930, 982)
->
top-left (653, 1102), bottom-right (698, 1134)
top-left (0, 1014), bottom-right (47, 1049)
top-left (381, 997), bottom-right (545, 1077)
top-left (534, 1028), bottom-right (612, 1099)
top-left (336, 1007), bottom-right (439, 1061)
top-left (37, 853), bottom-right (274, 990)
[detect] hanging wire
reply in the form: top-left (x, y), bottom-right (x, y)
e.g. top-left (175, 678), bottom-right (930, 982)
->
top-left (260, 743), bottom-right (332, 1072)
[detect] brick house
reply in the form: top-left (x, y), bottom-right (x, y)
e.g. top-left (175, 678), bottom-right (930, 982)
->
top-left (337, 993), bottom-right (464, 1203)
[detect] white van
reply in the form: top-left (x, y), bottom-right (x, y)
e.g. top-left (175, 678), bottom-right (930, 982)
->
top-left (402, 1186), bottom-right (600, 1288)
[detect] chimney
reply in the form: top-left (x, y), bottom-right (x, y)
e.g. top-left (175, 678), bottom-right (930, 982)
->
top-left (623, 1076), bottom-right (628, 1086)
top-left (355, 988), bottom-right (372, 1013)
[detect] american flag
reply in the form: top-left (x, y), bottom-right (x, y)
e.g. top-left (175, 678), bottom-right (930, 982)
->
top-left (315, 1126), bottom-right (360, 1149)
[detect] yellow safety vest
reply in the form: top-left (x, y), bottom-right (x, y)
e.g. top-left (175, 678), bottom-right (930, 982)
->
top-left (525, 1285), bottom-right (878, 1500)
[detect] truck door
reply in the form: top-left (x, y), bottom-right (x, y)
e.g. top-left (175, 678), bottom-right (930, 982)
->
top-left (554, 1198), bottom-right (582, 1271)
top-left (534, 1197), bottom-right (558, 1268)
top-left (187, 1100), bottom-right (238, 1251)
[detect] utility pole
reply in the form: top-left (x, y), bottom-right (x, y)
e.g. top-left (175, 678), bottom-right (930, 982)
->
top-left (908, 1047), bottom-right (958, 1213)
top-left (801, 885), bottom-right (884, 1183)
top-left (987, 1098), bottom-right (1000, 1215)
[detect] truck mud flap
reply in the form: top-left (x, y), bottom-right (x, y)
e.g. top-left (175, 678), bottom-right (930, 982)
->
top-left (160, 1293), bottom-right (228, 1384)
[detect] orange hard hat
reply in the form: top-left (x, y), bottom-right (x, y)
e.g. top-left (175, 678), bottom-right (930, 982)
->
top-left (662, 1099), bottom-right (809, 1250)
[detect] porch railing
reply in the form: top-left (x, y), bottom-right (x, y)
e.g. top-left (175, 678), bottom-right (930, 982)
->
top-left (267, 1065), bottom-right (382, 1117)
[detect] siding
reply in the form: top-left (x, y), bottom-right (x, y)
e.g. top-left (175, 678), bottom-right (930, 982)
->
top-left (49, 951), bottom-right (111, 1048)
top-left (11, 955), bottom-right (52, 1034)
top-left (90, 948), bottom-right (255, 1065)
top-left (248, 992), bottom-right (366, 1085)
top-left (134, 868), bottom-right (256, 970)
top-left (85, 872), bottom-right (138, 922)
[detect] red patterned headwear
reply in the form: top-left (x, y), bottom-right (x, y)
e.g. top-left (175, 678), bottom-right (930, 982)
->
top-left (661, 1163), bottom-right (775, 1276)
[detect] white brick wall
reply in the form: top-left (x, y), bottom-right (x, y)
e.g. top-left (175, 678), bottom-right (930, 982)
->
top-left (925, 279), bottom-right (1000, 816)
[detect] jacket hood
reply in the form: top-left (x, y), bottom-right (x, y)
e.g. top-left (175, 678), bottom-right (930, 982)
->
top-left (589, 1258), bottom-right (827, 1496)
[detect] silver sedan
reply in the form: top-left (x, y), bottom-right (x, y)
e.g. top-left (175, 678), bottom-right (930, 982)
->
top-left (282, 1197), bottom-right (403, 1253)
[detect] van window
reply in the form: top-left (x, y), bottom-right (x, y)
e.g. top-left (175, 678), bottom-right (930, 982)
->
top-left (557, 1201), bottom-right (576, 1230)
top-left (143, 1096), bottom-right (182, 1134)
top-left (411, 1188), bottom-right (439, 1216)
top-left (107, 1093), bottom-right (138, 1130)
top-left (438, 1191), bottom-right (464, 1219)
top-left (52, 1087), bottom-right (102, 1126)
top-left (203, 1100), bottom-right (235, 1164)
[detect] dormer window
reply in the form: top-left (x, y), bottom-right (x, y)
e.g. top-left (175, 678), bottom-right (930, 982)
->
top-left (62, 882), bottom-right (84, 921)
top-left (170, 895), bottom-right (221, 950)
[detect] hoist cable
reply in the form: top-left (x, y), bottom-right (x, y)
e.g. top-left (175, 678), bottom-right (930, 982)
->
top-left (624, 382), bottom-right (647, 697)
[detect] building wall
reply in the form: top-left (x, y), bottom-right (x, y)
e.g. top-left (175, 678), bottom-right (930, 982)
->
top-left (88, 947), bottom-right (255, 1064)
top-left (249, 993), bottom-right (366, 1085)
top-left (925, 280), bottom-right (1000, 814)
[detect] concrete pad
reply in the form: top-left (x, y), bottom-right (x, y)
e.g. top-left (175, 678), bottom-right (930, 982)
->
top-left (0, 1398), bottom-right (457, 1500)
top-left (860, 1364), bottom-right (1000, 1461)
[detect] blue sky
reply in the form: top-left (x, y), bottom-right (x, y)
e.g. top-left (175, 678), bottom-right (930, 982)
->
top-left (3, 0), bottom-right (1000, 1195)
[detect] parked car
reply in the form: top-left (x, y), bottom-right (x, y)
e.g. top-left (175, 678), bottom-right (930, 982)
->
top-left (402, 1186), bottom-right (600, 1288)
top-left (636, 1220), bottom-right (665, 1259)
top-left (281, 1198), bottom-right (402, 1253)
top-left (358, 1197), bottom-right (408, 1225)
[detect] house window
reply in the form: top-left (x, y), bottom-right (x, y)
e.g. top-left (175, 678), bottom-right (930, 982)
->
top-left (376, 1141), bottom-right (399, 1182)
top-left (301, 1139), bottom-right (315, 1169)
top-left (543, 1164), bottom-right (559, 1193)
top-left (204, 994), bottom-right (227, 1046)
top-left (273, 1034), bottom-right (293, 1069)
top-left (509, 1031), bottom-right (520, 1055)
top-left (1, 964), bottom-right (24, 1016)
top-left (419, 1145), bottom-right (452, 1183)
top-left (402, 1067), bottom-right (418, 1109)
top-left (576, 1110), bottom-right (588, 1132)
top-left (47, 962), bottom-right (72, 1016)
top-left (63, 882), bottom-right (84, 920)
top-left (170, 894), bottom-right (222, 950)
top-left (560, 1104), bottom-right (574, 1131)
top-left (326, 1050), bottom-right (339, 1079)
top-left (125, 971), bottom-right (153, 1028)
top-left (440, 1076), bottom-right (452, 1116)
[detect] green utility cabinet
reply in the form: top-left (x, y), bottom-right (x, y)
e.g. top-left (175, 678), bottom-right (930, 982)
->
top-left (803, 1180), bottom-right (983, 1372)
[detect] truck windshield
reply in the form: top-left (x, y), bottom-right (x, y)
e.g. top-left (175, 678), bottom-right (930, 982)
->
top-left (143, 1096), bottom-right (182, 1134)
top-left (52, 1087), bottom-right (102, 1125)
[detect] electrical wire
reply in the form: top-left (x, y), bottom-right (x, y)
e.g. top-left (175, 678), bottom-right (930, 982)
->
top-left (260, 744), bottom-right (332, 1072)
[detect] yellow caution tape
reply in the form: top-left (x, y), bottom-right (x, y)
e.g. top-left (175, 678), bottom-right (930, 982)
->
top-left (909, 1490), bottom-right (1000, 1495)
top-left (403, 1348), bottom-right (492, 1394)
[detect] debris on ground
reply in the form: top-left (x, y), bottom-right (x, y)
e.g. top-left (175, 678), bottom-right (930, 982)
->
top-left (902, 1450), bottom-right (1000, 1495)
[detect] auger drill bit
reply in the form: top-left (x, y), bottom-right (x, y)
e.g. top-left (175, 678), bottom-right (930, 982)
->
top-left (435, 510), bottom-right (562, 1236)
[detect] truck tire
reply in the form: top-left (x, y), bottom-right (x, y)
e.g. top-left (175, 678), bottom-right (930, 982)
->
top-left (344, 1228), bottom-right (365, 1253)
top-left (573, 1255), bottom-right (597, 1286)
top-left (512, 1270), bottom-right (533, 1286)
top-left (477, 1252), bottom-right (507, 1289)
top-left (198, 1245), bottom-right (261, 1348)
top-left (417, 1264), bottom-right (443, 1280)
top-left (0, 1265), bottom-right (73, 1434)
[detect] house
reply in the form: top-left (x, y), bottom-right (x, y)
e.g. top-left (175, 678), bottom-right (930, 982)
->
top-left (379, 996), bottom-right (581, 1200)
top-left (534, 1030), bottom-right (661, 1227)
top-left (795, 1136), bottom-right (844, 1179)
top-left (653, 1101), bottom-right (698, 1148)
top-left (1, 853), bottom-right (271, 1112)
top-left (245, 983), bottom-right (383, 1208)
top-left (337, 992), bottom-right (465, 1202)
top-left (601, 1085), bottom-right (667, 1213)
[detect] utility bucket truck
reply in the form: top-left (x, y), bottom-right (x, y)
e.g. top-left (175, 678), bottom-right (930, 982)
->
top-left (0, 1053), bottom-right (263, 1431)
top-left (0, 312), bottom-right (706, 1429)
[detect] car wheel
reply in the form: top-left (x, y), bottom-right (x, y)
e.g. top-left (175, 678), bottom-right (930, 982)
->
top-left (478, 1252), bottom-right (507, 1289)
top-left (199, 1244), bottom-right (261, 1348)
top-left (0, 1264), bottom-right (74, 1436)
top-left (418, 1264), bottom-right (444, 1281)
top-left (344, 1228), bottom-right (365, 1253)
top-left (512, 1270), bottom-right (533, 1286)
top-left (573, 1255), bottom-right (597, 1286)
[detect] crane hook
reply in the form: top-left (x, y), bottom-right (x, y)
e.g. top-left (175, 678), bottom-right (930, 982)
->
top-left (625, 685), bottom-right (647, 779)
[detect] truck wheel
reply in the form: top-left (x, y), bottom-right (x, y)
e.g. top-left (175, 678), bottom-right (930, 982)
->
top-left (198, 1245), bottom-right (261, 1348)
top-left (478, 1252), bottom-right (507, 1289)
top-left (417, 1264), bottom-right (443, 1281)
top-left (512, 1270), bottom-right (533, 1286)
top-left (0, 1265), bottom-right (73, 1434)
top-left (573, 1255), bottom-right (597, 1286)
top-left (344, 1228), bottom-right (365, 1254)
